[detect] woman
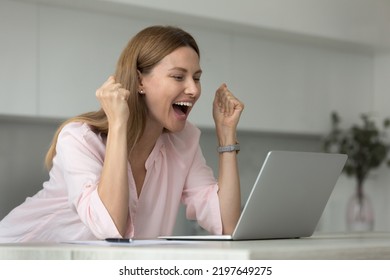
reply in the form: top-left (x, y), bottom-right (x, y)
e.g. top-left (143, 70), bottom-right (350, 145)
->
top-left (0, 25), bottom-right (244, 242)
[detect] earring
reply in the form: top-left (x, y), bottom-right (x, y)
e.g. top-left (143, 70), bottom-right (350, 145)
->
top-left (139, 89), bottom-right (144, 94)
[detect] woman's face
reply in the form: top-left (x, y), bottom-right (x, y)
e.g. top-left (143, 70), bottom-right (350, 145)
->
top-left (139, 46), bottom-right (202, 133)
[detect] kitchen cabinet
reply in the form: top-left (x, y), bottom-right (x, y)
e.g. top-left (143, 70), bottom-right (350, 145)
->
top-left (230, 34), bottom-right (373, 133)
top-left (0, 0), bottom-right (38, 116)
top-left (0, 0), bottom-right (378, 134)
top-left (37, 5), bottom-right (149, 118)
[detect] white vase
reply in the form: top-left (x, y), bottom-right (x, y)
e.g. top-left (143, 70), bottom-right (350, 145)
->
top-left (346, 185), bottom-right (374, 232)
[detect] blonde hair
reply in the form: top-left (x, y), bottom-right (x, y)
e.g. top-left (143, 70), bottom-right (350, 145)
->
top-left (45, 25), bottom-right (200, 169)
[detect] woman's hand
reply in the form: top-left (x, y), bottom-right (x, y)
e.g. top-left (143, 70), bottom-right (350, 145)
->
top-left (95, 76), bottom-right (130, 127)
top-left (96, 76), bottom-right (131, 237)
top-left (213, 84), bottom-right (244, 234)
top-left (212, 83), bottom-right (244, 145)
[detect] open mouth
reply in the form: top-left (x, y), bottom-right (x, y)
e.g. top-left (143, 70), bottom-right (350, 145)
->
top-left (172, 101), bottom-right (193, 116)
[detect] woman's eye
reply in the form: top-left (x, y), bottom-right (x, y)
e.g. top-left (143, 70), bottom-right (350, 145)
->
top-left (171, 75), bottom-right (201, 82)
top-left (172, 76), bottom-right (184, 81)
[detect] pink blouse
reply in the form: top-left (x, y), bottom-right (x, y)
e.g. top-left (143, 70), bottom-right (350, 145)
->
top-left (0, 122), bottom-right (222, 242)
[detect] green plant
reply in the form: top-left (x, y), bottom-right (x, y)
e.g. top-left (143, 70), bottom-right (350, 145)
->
top-left (323, 112), bottom-right (390, 190)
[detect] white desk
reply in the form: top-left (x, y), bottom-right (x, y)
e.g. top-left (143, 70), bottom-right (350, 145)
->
top-left (1, 232), bottom-right (390, 260)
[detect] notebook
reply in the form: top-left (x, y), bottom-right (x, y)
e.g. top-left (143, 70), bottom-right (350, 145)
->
top-left (159, 150), bottom-right (347, 241)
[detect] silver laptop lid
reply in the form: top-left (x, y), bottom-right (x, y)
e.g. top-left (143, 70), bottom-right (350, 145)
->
top-left (232, 151), bottom-right (347, 240)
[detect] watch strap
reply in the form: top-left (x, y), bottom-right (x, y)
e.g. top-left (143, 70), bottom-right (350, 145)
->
top-left (217, 144), bottom-right (240, 153)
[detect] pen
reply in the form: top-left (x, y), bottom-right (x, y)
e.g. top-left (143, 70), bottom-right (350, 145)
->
top-left (105, 238), bottom-right (132, 243)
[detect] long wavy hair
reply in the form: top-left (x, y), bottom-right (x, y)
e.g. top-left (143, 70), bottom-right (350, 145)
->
top-left (45, 25), bottom-right (200, 169)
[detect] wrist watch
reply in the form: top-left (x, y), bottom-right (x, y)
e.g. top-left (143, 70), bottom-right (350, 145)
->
top-left (217, 143), bottom-right (240, 153)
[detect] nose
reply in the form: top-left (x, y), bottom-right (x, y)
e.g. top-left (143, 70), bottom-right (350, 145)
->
top-left (184, 79), bottom-right (201, 98)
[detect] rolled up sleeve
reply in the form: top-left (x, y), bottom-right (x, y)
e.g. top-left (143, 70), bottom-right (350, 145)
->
top-left (181, 146), bottom-right (223, 235)
top-left (56, 123), bottom-right (122, 239)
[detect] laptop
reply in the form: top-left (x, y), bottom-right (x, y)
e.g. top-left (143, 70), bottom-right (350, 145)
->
top-left (159, 150), bottom-right (347, 241)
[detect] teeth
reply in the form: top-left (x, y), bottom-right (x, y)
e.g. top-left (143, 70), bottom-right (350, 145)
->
top-left (174, 102), bottom-right (193, 107)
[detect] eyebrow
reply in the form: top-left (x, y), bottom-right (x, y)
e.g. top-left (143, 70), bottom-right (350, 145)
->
top-left (169, 67), bottom-right (202, 75)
